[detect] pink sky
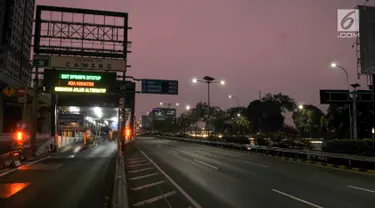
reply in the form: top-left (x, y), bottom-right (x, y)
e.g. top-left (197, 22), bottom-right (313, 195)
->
top-left (37, 0), bottom-right (371, 124)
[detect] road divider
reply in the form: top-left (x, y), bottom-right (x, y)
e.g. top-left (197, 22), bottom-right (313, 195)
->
top-left (156, 136), bottom-right (375, 175)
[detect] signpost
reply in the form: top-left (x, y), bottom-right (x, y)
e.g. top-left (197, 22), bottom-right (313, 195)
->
top-left (58, 114), bottom-right (85, 126)
top-left (141, 79), bottom-right (178, 95)
top-left (320, 89), bottom-right (375, 104)
top-left (33, 55), bottom-right (126, 71)
top-left (43, 70), bottom-right (117, 94)
top-left (2, 86), bottom-right (17, 97)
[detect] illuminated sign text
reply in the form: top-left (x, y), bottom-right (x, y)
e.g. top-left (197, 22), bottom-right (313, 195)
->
top-left (54, 87), bottom-right (106, 93)
top-left (59, 74), bottom-right (101, 81)
top-left (67, 81), bottom-right (95, 87)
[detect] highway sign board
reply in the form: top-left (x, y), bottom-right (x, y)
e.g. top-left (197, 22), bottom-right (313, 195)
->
top-left (2, 86), bottom-right (17, 97)
top-left (58, 114), bottom-right (85, 126)
top-left (320, 89), bottom-right (375, 104)
top-left (33, 55), bottom-right (50, 67)
top-left (141, 79), bottom-right (178, 95)
top-left (34, 55), bottom-right (126, 71)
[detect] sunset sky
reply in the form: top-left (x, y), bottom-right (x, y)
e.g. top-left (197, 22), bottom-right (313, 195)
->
top-left (36, 0), bottom-right (373, 124)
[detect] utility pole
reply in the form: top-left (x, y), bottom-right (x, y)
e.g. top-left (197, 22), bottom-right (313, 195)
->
top-left (351, 83), bottom-right (360, 139)
top-left (31, 68), bottom-right (39, 155)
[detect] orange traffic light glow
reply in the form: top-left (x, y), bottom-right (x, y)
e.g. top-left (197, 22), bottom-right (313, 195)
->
top-left (16, 132), bottom-right (23, 141)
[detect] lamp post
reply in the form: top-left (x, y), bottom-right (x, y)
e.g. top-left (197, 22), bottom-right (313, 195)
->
top-left (160, 102), bottom-right (179, 109)
top-left (229, 95), bottom-right (240, 108)
top-left (192, 76), bottom-right (225, 133)
top-left (351, 83), bottom-right (360, 139)
top-left (330, 63), bottom-right (353, 139)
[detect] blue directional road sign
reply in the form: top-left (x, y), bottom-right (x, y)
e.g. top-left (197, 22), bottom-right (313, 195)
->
top-left (141, 79), bottom-right (178, 95)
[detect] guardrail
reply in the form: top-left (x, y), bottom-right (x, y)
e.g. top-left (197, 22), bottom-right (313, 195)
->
top-left (111, 139), bottom-right (130, 208)
top-left (159, 136), bottom-right (375, 169)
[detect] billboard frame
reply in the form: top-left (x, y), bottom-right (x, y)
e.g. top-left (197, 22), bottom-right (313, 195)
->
top-left (34, 5), bottom-right (130, 59)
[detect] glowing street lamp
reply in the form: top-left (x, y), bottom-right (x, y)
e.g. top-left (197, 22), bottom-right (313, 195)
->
top-left (329, 62), bottom-right (353, 139)
top-left (186, 105), bottom-right (191, 110)
top-left (191, 76), bottom-right (225, 134)
top-left (298, 104), bottom-right (303, 110)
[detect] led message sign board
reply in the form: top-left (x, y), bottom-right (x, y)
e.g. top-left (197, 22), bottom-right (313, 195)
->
top-left (43, 70), bottom-right (116, 94)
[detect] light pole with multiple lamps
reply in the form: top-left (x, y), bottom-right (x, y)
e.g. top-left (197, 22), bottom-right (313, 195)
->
top-left (160, 102), bottom-right (179, 109)
top-left (330, 62), bottom-right (353, 139)
top-left (192, 76), bottom-right (225, 133)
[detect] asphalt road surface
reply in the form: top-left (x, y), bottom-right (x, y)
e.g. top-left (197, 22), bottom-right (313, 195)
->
top-left (135, 137), bottom-right (375, 208)
top-left (0, 139), bottom-right (117, 208)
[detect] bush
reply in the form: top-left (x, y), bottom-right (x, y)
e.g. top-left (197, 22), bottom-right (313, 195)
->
top-left (223, 136), bottom-right (249, 144)
top-left (322, 139), bottom-right (375, 156)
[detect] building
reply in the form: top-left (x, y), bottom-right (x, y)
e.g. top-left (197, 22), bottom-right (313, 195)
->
top-left (0, 0), bottom-right (34, 83)
top-left (0, 0), bottom-right (35, 132)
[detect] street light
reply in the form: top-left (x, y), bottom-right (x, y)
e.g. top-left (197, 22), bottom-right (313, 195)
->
top-left (350, 83), bottom-right (360, 139)
top-left (298, 104), bottom-right (303, 110)
top-left (186, 105), bottom-right (191, 110)
top-left (330, 62), bottom-right (353, 139)
top-left (192, 76), bottom-right (225, 134)
top-left (160, 102), bottom-right (179, 108)
top-left (229, 95), bottom-right (240, 108)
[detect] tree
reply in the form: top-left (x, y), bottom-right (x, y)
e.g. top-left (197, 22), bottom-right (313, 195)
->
top-left (325, 104), bottom-right (351, 139)
top-left (246, 99), bottom-right (284, 133)
top-left (292, 104), bottom-right (324, 138)
top-left (261, 93), bottom-right (297, 112)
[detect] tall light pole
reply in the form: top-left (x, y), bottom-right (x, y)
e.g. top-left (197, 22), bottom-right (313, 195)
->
top-left (330, 63), bottom-right (353, 139)
top-left (351, 83), bottom-right (360, 139)
top-left (160, 102), bottom-right (179, 109)
top-left (192, 76), bottom-right (225, 133)
top-left (229, 95), bottom-right (240, 108)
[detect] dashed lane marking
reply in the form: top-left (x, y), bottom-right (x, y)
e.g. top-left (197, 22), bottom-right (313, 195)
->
top-left (348, 185), bottom-right (375, 194)
top-left (272, 189), bottom-right (324, 208)
top-left (133, 190), bottom-right (177, 207)
top-left (193, 159), bottom-right (219, 170)
top-left (239, 160), bottom-right (268, 168)
top-left (128, 173), bottom-right (160, 181)
top-left (136, 145), bottom-right (202, 208)
top-left (128, 167), bottom-right (154, 173)
top-left (131, 180), bottom-right (165, 191)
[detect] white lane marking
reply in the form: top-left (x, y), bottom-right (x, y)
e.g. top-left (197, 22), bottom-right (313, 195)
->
top-left (0, 156), bottom-right (51, 178)
top-left (136, 145), bottom-right (202, 208)
top-left (156, 145), bottom-right (161, 148)
top-left (272, 189), bottom-right (324, 208)
top-left (68, 155), bottom-right (75, 158)
top-left (128, 159), bottom-right (148, 163)
top-left (193, 159), bottom-right (219, 170)
top-left (127, 157), bottom-right (143, 161)
top-left (348, 185), bottom-right (375, 194)
top-left (127, 163), bottom-right (150, 168)
top-left (133, 190), bottom-right (177, 207)
top-left (239, 160), bottom-right (268, 168)
top-left (131, 180), bottom-right (165, 191)
top-left (129, 172), bottom-right (159, 180)
top-left (168, 150), bottom-right (177, 154)
top-left (128, 167), bottom-right (154, 173)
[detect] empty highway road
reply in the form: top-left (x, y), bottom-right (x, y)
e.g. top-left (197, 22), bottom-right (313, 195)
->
top-left (0, 139), bottom-right (117, 208)
top-left (134, 137), bottom-right (375, 208)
